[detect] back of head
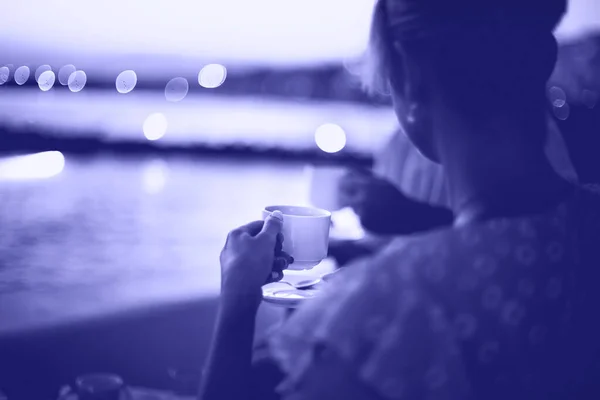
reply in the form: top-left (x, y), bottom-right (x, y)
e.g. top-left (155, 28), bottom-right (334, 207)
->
top-left (364, 0), bottom-right (567, 115)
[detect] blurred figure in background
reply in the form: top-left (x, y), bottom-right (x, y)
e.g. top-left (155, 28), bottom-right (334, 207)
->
top-left (201, 0), bottom-right (600, 399)
top-left (329, 116), bottom-right (578, 266)
top-left (327, 129), bottom-right (452, 265)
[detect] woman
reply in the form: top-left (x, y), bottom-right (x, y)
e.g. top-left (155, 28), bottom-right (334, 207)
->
top-left (200, 0), bottom-right (600, 399)
top-left (330, 116), bottom-right (577, 265)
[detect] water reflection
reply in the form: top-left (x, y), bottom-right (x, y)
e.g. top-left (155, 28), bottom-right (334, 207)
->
top-left (0, 157), bottom-right (309, 300)
top-left (0, 151), bottom-right (65, 181)
top-left (142, 159), bottom-right (169, 194)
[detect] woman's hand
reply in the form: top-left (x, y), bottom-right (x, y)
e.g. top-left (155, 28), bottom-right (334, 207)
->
top-left (220, 211), bottom-right (293, 305)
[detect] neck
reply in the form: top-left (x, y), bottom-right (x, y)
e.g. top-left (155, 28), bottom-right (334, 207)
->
top-left (436, 114), bottom-right (572, 226)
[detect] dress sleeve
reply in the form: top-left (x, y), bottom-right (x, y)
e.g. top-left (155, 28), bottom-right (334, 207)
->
top-left (267, 242), bottom-right (473, 400)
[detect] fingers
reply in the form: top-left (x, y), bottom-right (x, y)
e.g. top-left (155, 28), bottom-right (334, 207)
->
top-left (269, 270), bottom-right (284, 283)
top-left (278, 250), bottom-right (294, 266)
top-left (230, 220), bottom-right (265, 238)
top-left (275, 232), bottom-right (284, 254)
top-left (258, 210), bottom-right (283, 240)
top-left (230, 214), bottom-right (282, 240)
top-left (267, 251), bottom-right (294, 284)
top-left (273, 252), bottom-right (294, 270)
top-left (266, 258), bottom-right (286, 284)
top-left (274, 256), bottom-right (288, 270)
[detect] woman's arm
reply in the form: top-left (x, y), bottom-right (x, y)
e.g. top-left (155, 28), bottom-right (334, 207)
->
top-left (199, 298), bottom-right (259, 400)
top-left (199, 297), bottom-right (286, 400)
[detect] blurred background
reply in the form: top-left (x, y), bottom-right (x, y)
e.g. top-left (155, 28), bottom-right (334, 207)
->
top-left (0, 1), bottom-right (599, 398)
top-left (0, 0), bottom-right (599, 332)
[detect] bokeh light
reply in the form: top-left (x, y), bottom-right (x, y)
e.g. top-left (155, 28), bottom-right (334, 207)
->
top-left (0, 66), bottom-right (9, 85)
top-left (4, 64), bottom-right (14, 82)
top-left (0, 151), bottom-right (65, 181)
top-left (68, 70), bottom-right (87, 92)
top-left (314, 123), bottom-right (347, 153)
top-left (58, 64), bottom-right (76, 85)
top-left (552, 102), bottom-right (571, 120)
top-left (116, 70), bottom-right (137, 94)
top-left (143, 113), bottom-right (168, 141)
top-left (38, 70), bottom-right (56, 91)
top-left (142, 159), bottom-right (169, 194)
top-left (35, 65), bottom-right (52, 82)
top-left (548, 86), bottom-right (567, 108)
top-left (14, 66), bottom-right (30, 85)
top-left (165, 77), bottom-right (189, 102)
top-left (198, 64), bottom-right (227, 89)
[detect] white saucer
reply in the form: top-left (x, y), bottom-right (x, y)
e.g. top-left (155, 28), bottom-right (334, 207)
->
top-left (262, 270), bottom-right (324, 308)
top-left (280, 270), bottom-right (322, 288)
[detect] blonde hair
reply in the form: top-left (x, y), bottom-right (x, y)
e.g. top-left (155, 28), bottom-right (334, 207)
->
top-left (360, 0), bottom-right (563, 105)
top-left (360, 0), bottom-right (393, 97)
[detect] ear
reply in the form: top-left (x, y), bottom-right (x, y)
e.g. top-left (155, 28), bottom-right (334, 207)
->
top-left (388, 41), bottom-right (440, 163)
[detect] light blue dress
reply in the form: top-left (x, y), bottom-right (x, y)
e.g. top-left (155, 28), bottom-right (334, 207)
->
top-left (267, 185), bottom-right (600, 399)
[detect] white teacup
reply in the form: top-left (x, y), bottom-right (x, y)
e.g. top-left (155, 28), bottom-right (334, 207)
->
top-left (262, 205), bottom-right (331, 270)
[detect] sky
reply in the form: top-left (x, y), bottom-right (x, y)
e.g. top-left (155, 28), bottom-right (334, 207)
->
top-left (2, 0), bottom-right (373, 66)
top-left (1, 0), bottom-right (598, 70)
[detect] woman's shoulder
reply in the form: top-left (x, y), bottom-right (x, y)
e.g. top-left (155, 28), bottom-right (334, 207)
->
top-left (266, 187), bottom-right (600, 395)
top-left (266, 235), bottom-right (468, 397)
top-left (266, 237), bottom-right (440, 368)
top-left (268, 188), bottom-right (600, 351)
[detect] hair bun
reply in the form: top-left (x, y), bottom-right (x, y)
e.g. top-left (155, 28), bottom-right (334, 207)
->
top-left (386, 0), bottom-right (567, 39)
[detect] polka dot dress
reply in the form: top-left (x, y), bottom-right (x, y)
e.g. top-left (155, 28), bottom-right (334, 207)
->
top-left (268, 186), bottom-right (600, 400)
